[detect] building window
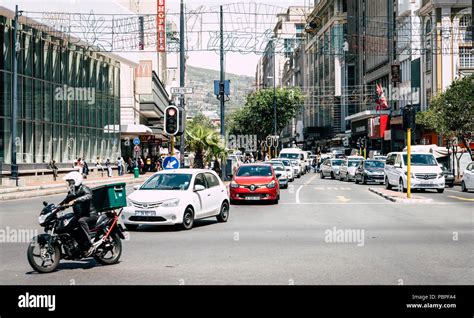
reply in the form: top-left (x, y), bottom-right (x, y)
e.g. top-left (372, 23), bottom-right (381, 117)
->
top-left (459, 47), bottom-right (474, 68)
top-left (459, 15), bottom-right (472, 27)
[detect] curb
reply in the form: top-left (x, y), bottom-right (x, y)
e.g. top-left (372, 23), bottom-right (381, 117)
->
top-left (368, 187), bottom-right (433, 204)
top-left (0, 177), bottom-right (149, 201)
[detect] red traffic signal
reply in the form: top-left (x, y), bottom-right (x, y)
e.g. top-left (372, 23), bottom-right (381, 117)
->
top-left (164, 106), bottom-right (179, 135)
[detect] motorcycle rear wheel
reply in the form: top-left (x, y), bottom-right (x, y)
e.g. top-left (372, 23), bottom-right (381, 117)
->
top-left (94, 233), bottom-right (122, 265)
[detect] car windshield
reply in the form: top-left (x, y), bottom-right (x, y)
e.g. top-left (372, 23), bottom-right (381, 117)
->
top-left (236, 165), bottom-right (272, 177)
top-left (402, 154), bottom-right (438, 166)
top-left (268, 163), bottom-right (284, 171)
top-left (280, 153), bottom-right (299, 159)
top-left (348, 160), bottom-right (361, 167)
top-left (140, 174), bottom-right (192, 190)
top-left (332, 160), bottom-right (344, 166)
top-left (365, 161), bottom-right (385, 169)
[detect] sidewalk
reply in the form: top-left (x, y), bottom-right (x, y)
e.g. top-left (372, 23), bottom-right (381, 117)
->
top-left (368, 187), bottom-right (433, 204)
top-left (0, 172), bottom-right (154, 201)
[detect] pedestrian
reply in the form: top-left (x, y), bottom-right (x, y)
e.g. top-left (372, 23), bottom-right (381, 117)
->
top-left (116, 157), bottom-right (124, 176)
top-left (96, 157), bottom-right (104, 177)
top-left (146, 156), bottom-right (152, 172)
top-left (48, 160), bottom-right (59, 181)
top-left (127, 157), bottom-right (133, 173)
top-left (82, 159), bottom-right (89, 179)
top-left (105, 158), bottom-right (112, 177)
top-left (75, 158), bottom-right (84, 175)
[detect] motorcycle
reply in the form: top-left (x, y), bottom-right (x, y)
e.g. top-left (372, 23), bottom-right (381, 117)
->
top-left (27, 201), bottom-right (126, 273)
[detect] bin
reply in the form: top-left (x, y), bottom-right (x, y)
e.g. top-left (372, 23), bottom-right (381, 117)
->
top-left (133, 167), bottom-right (140, 178)
top-left (92, 182), bottom-right (127, 212)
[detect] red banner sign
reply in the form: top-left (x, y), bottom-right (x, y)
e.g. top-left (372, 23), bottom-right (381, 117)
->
top-left (157, 0), bottom-right (166, 52)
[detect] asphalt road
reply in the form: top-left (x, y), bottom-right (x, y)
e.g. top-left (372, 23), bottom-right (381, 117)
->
top-left (1, 173), bottom-right (473, 285)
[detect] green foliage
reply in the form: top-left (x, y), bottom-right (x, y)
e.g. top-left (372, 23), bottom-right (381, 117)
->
top-left (185, 122), bottom-right (227, 170)
top-left (228, 87), bottom-right (304, 139)
top-left (416, 74), bottom-right (473, 157)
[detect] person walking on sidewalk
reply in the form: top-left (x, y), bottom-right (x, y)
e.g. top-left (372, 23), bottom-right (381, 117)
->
top-left (105, 158), bottom-right (113, 177)
top-left (96, 157), bottom-right (104, 177)
top-left (116, 157), bottom-right (124, 176)
top-left (48, 160), bottom-right (59, 181)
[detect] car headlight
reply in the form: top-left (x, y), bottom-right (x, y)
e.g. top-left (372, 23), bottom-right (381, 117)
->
top-left (267, 180), bottom-right (276, 188)
top-left (161, 198), bottom-right (180, 207)
top-left (404, 172), bottom-right (414, 177)
top-left (230, 181), bottom-right (239, 188)
top-left (437, 173), bottom-right (444, 179)
top-left (126, 198), bottom-right (133, 206)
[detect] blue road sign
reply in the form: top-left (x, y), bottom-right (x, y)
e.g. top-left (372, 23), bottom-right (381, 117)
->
top-left (133, 137), bottom-right (140, 145)
top-left (163, 156), bottom-right (180, 170)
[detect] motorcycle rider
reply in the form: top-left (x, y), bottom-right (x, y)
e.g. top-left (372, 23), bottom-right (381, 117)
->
top-left (61, 171), bottom-right (98, 256)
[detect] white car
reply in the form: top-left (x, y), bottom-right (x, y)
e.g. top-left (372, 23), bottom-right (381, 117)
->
top-left (461, 162), bottom-right (474, 192)
top-left (289, 159), bottom-right (302, 178)
top-left (384, 152), bottom-right (445, 193)
top-left (271, 158), bottom-right (294, 181)
top-left (265, 161), bottom-right (289, 188)
top-left (122, 169), bottom-right (230, 230)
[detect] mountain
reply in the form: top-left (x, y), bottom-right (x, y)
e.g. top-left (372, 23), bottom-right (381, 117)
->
top-left (185, 65), bottom-right (255, 118)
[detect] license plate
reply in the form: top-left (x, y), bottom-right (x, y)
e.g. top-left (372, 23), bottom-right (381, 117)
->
top-left (245, 196), bottom-right (260, 200)
top-left (135, 210), bottom-right (156, 216)
top-left (418, 184), bottom-right (434, 187)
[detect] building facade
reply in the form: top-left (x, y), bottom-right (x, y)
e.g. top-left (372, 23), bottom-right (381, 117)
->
top-left (0, 11), bottom-right (121, 170)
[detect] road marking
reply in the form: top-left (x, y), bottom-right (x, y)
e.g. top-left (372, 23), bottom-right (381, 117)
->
top-left (279, 202), bottom-right (474, 205)
top-left (314, 187), bottom-right (352, 191)
top-left (296, 174), bottom-right (319, 204)
top-left (336, 196), bottom-right (351, 203)
top-left (447, 195), bottom-right (474, 202)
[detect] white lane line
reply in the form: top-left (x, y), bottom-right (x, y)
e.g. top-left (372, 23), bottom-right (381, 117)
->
top-left (280, 202), bottom-right (474, 205)
top-left (296, 174), bottom-right (319, 204)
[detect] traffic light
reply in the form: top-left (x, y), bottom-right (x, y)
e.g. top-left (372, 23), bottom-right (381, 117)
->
top-left (402, 106), bottom-right (416, 132)
top-left (164, 105), bottom-right (179, 135)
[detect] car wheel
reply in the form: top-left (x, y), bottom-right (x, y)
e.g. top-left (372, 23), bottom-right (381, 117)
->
top-left (355, 176), bottom-right (359, 184)
top-left (461, 181), bottom-right (467, 192)
top-left (398, 179), bottom-right (406, 193)
top-left (437, 188), bottom-right (445, 193)
top-left (180, 207), bottom-right (194, 230)
top-left (331, 172), bottom-right (335, 179)
top-left (124, 224), bottom-right (139, 231)
top-left (320, 172), bottom-right (325, 179)
top-left (216, 201), bottom-right (229, 223)
top-left (385, 176), bottom-right (392, 190)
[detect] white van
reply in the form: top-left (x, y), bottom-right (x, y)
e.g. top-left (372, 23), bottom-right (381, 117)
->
top-left (279, 148), bottom-right (307, 174)
top-left (384, 152), bottom-right (445, 193)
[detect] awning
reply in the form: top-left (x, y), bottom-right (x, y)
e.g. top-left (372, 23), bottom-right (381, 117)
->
top-left (120, 124), bottom-right (153, 135)
top-left (345, 110), bottom-right (391, 122)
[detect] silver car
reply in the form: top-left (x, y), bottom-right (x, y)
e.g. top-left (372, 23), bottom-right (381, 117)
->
top-left (320, 159), bottom-right (345, 179)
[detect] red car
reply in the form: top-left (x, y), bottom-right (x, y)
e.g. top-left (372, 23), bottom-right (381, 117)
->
top-left (229, 164), bottom-right (280, 204)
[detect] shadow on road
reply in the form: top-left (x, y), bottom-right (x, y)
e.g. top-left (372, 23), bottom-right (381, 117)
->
top-left (25, 258), bottom-right (112, 274)
top-left (129, 219), bottom-right (220, 232)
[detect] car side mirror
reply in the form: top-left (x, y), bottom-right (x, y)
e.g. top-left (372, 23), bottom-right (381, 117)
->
top-left (194, 184), bottom-right (206, 192)
top-left (43, 201), bottom-right (48, 207)
top-left (133, 184), bottom-right (141, 190)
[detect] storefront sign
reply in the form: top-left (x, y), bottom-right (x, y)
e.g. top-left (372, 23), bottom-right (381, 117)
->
top-left (352, 119), bottom-right (368, 135)
top-left (157, 0), bottom-right (166, 52)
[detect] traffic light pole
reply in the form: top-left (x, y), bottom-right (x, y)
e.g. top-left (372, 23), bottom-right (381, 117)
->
top-left (11, 5), bottom-right (20, 187)
top-left (219, 5), bottom-right (226, 180)
top-left (179, 0), bottom-right (185, 168)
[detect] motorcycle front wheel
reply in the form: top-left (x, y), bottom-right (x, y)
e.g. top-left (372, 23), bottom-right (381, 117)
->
top-left (94, 233), bottom-right (122, 265)
top-left (27, 239), bottom-right (60, 273)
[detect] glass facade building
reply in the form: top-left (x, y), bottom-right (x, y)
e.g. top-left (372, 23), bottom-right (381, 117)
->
top-left (0, 15), bottom-right (121, 166)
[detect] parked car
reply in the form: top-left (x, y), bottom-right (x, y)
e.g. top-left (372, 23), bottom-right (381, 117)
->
top-left (384, 152), bottom-right (445, 193)
top-left (338, 159), bottom-right (363, 181)
top-left (123, 169), bottom-right (230, 231)
top-left (440, 165), bottom-right (454, 188)
top-left (271, 158), bottom-right (295, 181)
top-left (461, 162), bottom-right (474, 192)
top-left (320, 159), bottom-right (345, 179)
top-left (264, 161), bottom-right (289, 188)
top-left (355, 160), bottom-right (385, 184)
top-left (229, 164), bottom-right (280, 204)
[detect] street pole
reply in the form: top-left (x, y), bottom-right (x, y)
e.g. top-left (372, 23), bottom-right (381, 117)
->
top-left (273, 39), bottom-right (277, 158)
top-left (407, 128), bottom-right (411, 199)
top-left (220, 5), bottom-right (226, 179)
top-left (179, 0), bottom-right (185, 168)
top-left (11, 5), bottom-right (20, 187)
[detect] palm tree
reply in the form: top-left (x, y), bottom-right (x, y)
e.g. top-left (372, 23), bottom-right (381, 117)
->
top-left (186, 125), bottom-right (212, 168)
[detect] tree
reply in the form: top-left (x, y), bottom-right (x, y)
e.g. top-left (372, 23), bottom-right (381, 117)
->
top-left (228, 87), bottom-right (304, 141)
top-left (416, 74), bottom-right (474, 177)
